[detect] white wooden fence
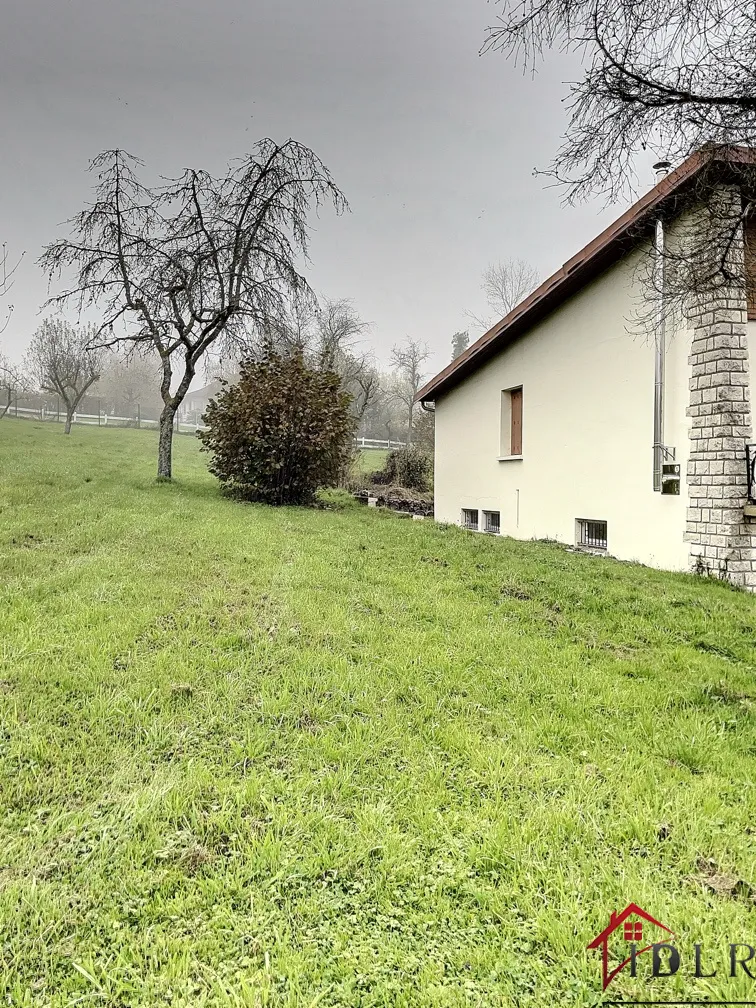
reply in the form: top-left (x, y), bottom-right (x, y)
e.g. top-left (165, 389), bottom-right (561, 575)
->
top-left (354, 437), bottom-right (405, 450)
top-left (7, 406), bottom-right (406, 448)
top-left (7, 404), bottom-right (201, 435)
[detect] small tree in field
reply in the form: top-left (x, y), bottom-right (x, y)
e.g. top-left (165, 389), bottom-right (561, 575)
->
top-left (25, 319), bottom-right (102, 433)
top-left (199, 351), bottom-right (355, 505)
top-left (0, 355), bottom-right (25, 419)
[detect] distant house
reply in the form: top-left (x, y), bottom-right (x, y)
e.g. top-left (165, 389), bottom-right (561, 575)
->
top-left (180, 380), bottom-right (225, 423)
top-left (417, 147), bottom-right (756, 590)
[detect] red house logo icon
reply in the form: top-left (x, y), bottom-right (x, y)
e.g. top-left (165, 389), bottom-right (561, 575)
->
top-left (587, 904), bottom-right (675, 989)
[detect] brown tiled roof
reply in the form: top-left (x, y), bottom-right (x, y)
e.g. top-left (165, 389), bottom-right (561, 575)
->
top-left (415, 146), bottom-right (756, 403)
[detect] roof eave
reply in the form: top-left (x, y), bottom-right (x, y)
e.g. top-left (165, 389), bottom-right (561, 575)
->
top-left (416, 146), bottom-right (756, 405)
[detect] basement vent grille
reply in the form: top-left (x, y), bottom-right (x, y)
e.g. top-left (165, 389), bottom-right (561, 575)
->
top-left (577, 518), bottom-right (608, 551)
top-left (461, 508), bottom-right (479, 531)
top-left (482, 510), bottom-right (501, 534)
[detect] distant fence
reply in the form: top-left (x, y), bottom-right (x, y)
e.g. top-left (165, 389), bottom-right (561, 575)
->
top-left (4, 407), bottom-right (406, 448)
top-left (6, 404), bottom-right (202, 435)
top-left (355, 438), bottom-right (405, 451)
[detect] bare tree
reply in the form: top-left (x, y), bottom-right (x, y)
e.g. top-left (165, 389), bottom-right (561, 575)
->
top-left (317, 301), bottom-right (381, 424)
top-left (412, 406), bottom-right (435, 452)
top-left (25, 319), bottom-right (102, 433)
top-left (468, 259), bottom-right (539, 329)
top-left (484, 0), bottom-right (756, 203)
top-left (0, 355), bottom-right (25, 419)
top-left (94, 350), bottom-right (164, 418)
top-left (389, 337), bottom-right (431, 445)
top-left (39, 142), bottom-right (346, 479)
top-left (483, 259), bottom-right (539, 316)
top-left (348, 362), bottom-right (381, 425)
top-left (259, 296), bottom-right (380, 424)
top-left (484, 4), bottom-right (756, 336)
top-left (357, 372), bottom-right (402, 441)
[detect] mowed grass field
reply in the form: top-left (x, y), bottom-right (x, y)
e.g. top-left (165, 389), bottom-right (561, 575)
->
top-left (352, 448), bottom-right (387, 475)
top-left (1, 419), bottom-right (756, 1007)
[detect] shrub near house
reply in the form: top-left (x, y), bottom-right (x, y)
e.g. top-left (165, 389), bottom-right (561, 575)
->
top-left (199, 352), bottom-right (355, 506)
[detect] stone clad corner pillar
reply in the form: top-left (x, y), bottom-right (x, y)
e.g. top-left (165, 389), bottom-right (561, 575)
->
top-left (684, 188), bottom-right (756, 590)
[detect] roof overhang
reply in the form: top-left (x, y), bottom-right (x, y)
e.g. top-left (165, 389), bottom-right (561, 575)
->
top-left (416, 146), bottom-right (756, 404)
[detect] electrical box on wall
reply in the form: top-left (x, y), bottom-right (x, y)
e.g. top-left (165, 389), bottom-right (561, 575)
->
top-left (661, 462), bottom-right (680, 495)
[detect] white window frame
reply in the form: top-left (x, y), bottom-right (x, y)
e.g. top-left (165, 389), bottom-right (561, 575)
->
top-left (482, 510), bottom-right (501, 534)
top-left (461, 508), bottom-right (479, 531)
top-left (576, 518), bottom-right (608, 552)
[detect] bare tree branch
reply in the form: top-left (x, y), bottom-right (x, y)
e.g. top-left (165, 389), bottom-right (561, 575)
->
top-left (0, 244), bottom-right (24, 336)
top-left (484, 0), bottom-right (756, 203)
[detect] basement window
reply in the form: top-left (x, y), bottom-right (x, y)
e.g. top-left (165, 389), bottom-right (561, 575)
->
top-left (576, 518), bottom-right (608, 552)
top-left (482, 510), bottom-right (501, 534)
top-left (461, 508), bottom-right (479, 531)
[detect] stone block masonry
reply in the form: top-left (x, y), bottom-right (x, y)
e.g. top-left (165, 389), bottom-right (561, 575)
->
top-left (684, 188), bottom-right (756, 589)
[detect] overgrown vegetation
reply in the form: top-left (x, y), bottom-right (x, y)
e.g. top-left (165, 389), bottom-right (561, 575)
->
top-left (199, 352), bottom-right (355, 505)
top-left (2, 420), bottom-right (756, 1006)
top-left (369, 446), bottom-right (433, 493)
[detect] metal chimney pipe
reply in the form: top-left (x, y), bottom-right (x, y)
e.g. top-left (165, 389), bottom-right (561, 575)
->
top-left (651, 161), bottom-right (671, 489)
top-left (652, 215), bottom-right (665, 491)
top-left (653, 160), bottom-right (672, 183)
top-left (649, 161), bottom-right (672, 490)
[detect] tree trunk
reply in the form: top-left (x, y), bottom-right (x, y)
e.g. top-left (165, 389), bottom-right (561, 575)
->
top-left (406, 403), bottom-right (414, 446)
top-left (155, 347), bottom-right (195, 480)
top-left (158, 404), bottom-right (176, 479)
top-left (64, 408), bottom-right (74, 434)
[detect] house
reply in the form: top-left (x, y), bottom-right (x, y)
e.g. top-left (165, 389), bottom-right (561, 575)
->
top-left (416, 147), bottom-right (756, 590)
top-left (179, 380), bottom-right (225, 423)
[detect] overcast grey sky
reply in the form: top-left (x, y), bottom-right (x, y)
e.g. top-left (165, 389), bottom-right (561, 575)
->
top-left (0, 0), bottom-right (649, 378)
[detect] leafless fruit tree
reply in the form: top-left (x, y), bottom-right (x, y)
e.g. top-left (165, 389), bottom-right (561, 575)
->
top-left (389, 337), bottom-right (431, 445)
top-left (25, 319), bottom-right (102, 433)
top-left (0, 355), bottom-right (25, 419)
top-left (39, 142), bottom-right (346, 479)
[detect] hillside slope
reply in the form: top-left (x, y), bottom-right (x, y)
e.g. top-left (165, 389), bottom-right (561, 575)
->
top-left (1, 419), bottom-right (755, 1006)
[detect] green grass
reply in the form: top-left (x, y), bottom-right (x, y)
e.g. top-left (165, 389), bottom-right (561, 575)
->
top-left (353, 448), bottom-right (387, 475)
top-left (1, 418), bottom-right (756, 1007)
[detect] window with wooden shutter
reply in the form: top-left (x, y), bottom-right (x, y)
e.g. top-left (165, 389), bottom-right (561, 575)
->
top-left (745, 217), bottom-right (756, 320)
top-left (510, 387), bottom-right (523, 455)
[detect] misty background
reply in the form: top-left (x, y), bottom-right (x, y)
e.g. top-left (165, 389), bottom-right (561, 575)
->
top-left (0, 0), bottom-right (654, 380)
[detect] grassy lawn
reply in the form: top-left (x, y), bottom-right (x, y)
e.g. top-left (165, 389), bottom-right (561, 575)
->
top-left (353, 448), bottom-right (388, 475)
top-left (1, 418), bottom-right (756, 1007)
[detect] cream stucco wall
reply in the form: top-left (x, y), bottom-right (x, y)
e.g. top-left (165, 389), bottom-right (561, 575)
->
top-left (434, 247), bottom-right (693, 571)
